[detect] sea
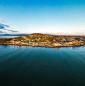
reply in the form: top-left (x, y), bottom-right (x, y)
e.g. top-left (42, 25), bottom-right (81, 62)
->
top-left (0, 45), bottom-right (85, 86)
top-left (0, 36), bottom-right (20, 38)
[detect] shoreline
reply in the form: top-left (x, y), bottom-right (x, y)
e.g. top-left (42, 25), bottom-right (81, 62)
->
top-left (0, 43), bottom-right (85, 48)
top-left (0, 33), bottom-right (85, 48)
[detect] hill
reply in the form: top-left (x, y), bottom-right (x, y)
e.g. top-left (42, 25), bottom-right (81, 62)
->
top-left (0, 33), bottom-right (85, 48)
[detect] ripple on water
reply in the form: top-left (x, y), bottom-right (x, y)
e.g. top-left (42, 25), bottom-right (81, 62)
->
top-left (0, 46), bottom-right (85, 86)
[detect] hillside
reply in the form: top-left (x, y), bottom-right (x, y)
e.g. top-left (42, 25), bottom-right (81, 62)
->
top-left (0, 33), bottom-right (85, 48)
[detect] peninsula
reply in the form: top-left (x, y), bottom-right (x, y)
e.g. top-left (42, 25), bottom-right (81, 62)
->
top-left (0, 33), bottom-right (85, 48)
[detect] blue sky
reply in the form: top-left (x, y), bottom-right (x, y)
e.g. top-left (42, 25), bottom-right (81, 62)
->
top-left (0, 0), bottom-right (85, 34)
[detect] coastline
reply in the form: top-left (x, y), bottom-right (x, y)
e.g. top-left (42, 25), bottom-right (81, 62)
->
top-left (0, 33), bottom-right (85, 48)
top-left (0, 44), bottom-right (85, 48)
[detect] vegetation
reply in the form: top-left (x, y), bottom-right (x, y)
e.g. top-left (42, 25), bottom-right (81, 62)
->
top-left (0, 33), bottom-right (85, 48)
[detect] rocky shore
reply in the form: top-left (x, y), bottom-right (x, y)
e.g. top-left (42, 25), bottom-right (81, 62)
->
top-left (0, 33), bottom-right (85, 48)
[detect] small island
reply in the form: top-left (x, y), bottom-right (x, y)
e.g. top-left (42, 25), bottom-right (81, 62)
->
top-left (0, 33), bottom-right (85, 48)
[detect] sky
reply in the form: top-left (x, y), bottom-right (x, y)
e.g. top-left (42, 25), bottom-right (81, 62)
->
top-left (0, 0), bottom-right (85, 34)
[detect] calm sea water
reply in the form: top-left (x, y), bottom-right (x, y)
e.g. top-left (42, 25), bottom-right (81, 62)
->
top-left (0, 46), bottom-right (85, 86)
top-left (0, 36), bottom-right (20, 38)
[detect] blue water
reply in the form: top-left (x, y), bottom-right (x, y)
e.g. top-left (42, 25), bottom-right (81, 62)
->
top-left (0, 46), bottom-right (85, 86)
top-left (0, 36), bottom-right (20, 38)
